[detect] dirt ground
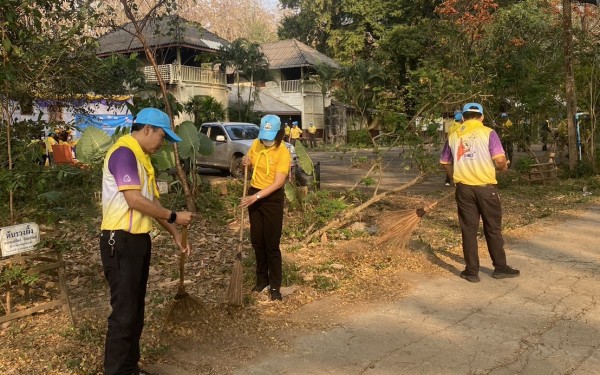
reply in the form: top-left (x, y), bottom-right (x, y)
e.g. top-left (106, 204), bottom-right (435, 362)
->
top-left (0, 153), bottom-right (598, 374)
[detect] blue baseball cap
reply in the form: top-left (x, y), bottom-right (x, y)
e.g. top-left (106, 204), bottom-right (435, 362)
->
top-left (292, 121), bottom-right (298, 126)
top-left (462, 103), bottom-right (483, 115)
top-left (501, 112), bottom-right (508, 118)
top-left (454, 111), bottom-right (463, 121)
top-left (258, 114), bottom-right (281, 141)
top-left (135, 108), bottom-right (182, 143)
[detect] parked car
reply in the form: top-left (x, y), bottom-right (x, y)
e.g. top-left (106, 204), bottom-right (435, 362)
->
top-left (197, 122), bottom-right (297, 178)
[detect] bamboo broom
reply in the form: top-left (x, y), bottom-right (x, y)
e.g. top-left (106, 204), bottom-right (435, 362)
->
top-left (165, 226), bottom-right (204, 321)
top-left (226, 165), bottom-right (248, 306)
top-left (376, 190), bottom-right (455, 249)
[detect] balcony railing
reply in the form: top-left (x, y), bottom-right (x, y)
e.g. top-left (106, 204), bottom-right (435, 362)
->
top-left (144, 64), bottom-right (226, 86)
top-left (281, 79), bottom-right (301, 93)
top-left (280, 79), bottom-right (322, 93)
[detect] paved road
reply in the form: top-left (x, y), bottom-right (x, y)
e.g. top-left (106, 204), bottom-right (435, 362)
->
top-left (199, 146), bottom-right (447, 193)
top-left (233, 206), bottom-right (600, 375)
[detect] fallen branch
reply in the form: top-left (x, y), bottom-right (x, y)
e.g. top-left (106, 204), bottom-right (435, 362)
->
top-left (304, 173), bottom-right (427, 244)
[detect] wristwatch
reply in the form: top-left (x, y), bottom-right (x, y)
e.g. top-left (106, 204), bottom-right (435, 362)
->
top-left (167, 211), bottom-right (177, 224)
top-left (255, 194), bottom-right (261, 200)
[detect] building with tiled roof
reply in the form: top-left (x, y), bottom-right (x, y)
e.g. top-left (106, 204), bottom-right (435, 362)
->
top-left (97, 16), bottom-right (229, 57)
top-left (258, 39), bottom-right (340, 139)
top-left (96, 19), bottom-right (342, 137)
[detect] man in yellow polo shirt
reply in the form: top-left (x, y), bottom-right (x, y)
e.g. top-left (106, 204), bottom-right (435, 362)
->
top-left (440, 102), bottom-right (519, 283)
top-left (290, 120), bottom-right (302, 146)
top-left (308, 122), bottom-right (317, 149)
top-left (100, 107), bottom-right (193, 375)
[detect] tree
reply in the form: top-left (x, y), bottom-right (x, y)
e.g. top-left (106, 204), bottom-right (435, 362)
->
top-left (0, 0), bottom-right (134, 223)
top-left (484, 0), bottom-right (564, 120)
top-left (334, 60), bottom-right (385, 143)
top-left (184, 95), bottom-right (226, 128)
top-left (211, 39), bottom-right (269, 121)
top-left (278, 0), bottom-right (440, 60)
top-left (100, 0), bottom-right (198, 211)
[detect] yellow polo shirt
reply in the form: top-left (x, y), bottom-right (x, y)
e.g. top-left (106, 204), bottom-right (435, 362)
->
top-left (291, 127), bottom-right (302, 139)
top-left (248, 139), bottom-right (291, 190)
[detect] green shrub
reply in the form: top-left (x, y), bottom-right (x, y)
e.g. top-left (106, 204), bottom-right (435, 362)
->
top-left (347, 129), bottom-right (372, 146)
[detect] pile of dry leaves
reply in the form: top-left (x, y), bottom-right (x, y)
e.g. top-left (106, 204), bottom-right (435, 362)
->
top-left (0, 173), bottom-right (598, 374)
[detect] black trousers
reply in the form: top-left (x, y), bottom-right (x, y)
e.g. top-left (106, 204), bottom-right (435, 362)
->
top-left (455, 183), bottom-right (507, 276)
top-left (248, 187), bottom-right (284, 291)
top-left (308, 134), bottom-right (316, 148)
top-left (100, 230), bottom-right (151, 375)
top-left (502, 140), bottom-right (513, 166)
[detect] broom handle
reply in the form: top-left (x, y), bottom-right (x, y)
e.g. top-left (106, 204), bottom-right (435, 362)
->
top-left (424, 190), bottom-right (455, 211)
top-left (237, 165), bottom-right (249, 258)
top-left (179, 226), bottom-right (188, 290)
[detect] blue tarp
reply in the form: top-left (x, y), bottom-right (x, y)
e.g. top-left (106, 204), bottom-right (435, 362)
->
top-left (74, 114), bottom-right (133, 136)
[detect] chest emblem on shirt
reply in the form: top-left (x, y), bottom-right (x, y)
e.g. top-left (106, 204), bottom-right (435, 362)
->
top-left (123, 175), bottom-right (132, 183)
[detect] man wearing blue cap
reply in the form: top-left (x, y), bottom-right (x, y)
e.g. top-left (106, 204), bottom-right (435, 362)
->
top-left (440, 103), bottom-right (519, 283)
top-left (240, 114), bottom-right (291, 301)
top-left (444, 111), bottom-right (463, 186)
top-left (499, 112), bottom-right (514, 165)
top-left (290, 120), bottom-right (302, 146)
top-left (100, 107), bottom-right (193, 375)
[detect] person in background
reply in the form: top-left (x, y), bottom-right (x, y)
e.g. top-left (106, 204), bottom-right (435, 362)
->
top-left (308, 122), bottom-right (317, 149)
top-left (439, 102), bottom-right (520, 283)
top-left (445, 111), bottom-right (463, 186)
top-left (290, 121), bottom-right (302, 146)
top-left (66, 132), bottom-right (78, 159)
top-left (499, 113), bottom-right (514, 166)
top-left (241, 114), bottom-right (291, 301)
top-left (284, 122), bottom-right (291, 142)
top-left (58, 130), bottom-right (69, 145)
top-left (100, 107), bottom-right (193, 375)
top-left (45, 132), bottom-right (58, 166)
top-left (540, 119), bottom-right (551, 152)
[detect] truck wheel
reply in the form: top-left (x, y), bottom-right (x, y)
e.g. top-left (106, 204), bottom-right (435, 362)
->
top-left (230, 156), bottom-right (243, 178)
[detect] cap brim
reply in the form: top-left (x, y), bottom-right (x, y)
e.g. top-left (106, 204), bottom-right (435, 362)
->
top-left (258, 129), bottom-right (277, 141)
top-left (164, 128), bottom-right (182, 143)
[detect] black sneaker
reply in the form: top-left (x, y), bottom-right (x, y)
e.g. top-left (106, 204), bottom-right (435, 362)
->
top-left (492, 266), bottom-right (520, 279)
top-left (270, 289), bottom-right (282, 301)
top-left (460, 271), bottom-right (480, 283)
top-left (253, 282), bottom-right (269, 292)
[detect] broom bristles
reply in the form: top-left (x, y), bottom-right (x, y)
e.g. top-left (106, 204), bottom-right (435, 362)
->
top-left (226, 258), bottom-right (244, 306)
top-left (376, 209), bottom-right (423, 249)
top-left (165, 291), bottom-right (205, 321)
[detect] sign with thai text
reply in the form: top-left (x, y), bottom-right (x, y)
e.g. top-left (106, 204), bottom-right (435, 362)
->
top-left (0, 223), bottom-right (40, 257)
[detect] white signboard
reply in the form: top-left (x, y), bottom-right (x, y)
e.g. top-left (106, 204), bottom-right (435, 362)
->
top-left (157, 181), bottom-right (169, 195)
top-left (0, 223), bottom-right (40, 257)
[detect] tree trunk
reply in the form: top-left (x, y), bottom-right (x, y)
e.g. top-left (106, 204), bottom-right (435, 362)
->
top-left (562, 0), bottom-right (578, 171)
top-left (304, 173), bottom-right (426, 244)
top-left (1, 99), bottom-right (15, 223)
top-left (119, 2), bottom-right (196, 211)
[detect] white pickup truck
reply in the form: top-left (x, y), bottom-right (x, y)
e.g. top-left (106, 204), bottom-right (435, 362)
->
top-left (197, 122), bottom-right (297, 178)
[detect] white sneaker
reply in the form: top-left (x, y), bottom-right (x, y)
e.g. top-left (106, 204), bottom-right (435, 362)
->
top-left (445, 182), bottom-right (450, 187)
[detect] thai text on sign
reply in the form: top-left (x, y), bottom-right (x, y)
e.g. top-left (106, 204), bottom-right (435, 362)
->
top-left (0, 223), bottom-right (40, 257)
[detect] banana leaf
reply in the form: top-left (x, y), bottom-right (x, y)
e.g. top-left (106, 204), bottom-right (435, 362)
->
top-left (198, 132), bottom-right (214, 156)
top-left (76, 127), bottom-right (114, 164)
top-left (284, 181), bottom-right (298, 204)
top-left (152, 142), bottom-right (175, 171)
top-left (176, 121), bottom-right (200, 160)
top-left (294, 142), bottom-right (313, 175)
